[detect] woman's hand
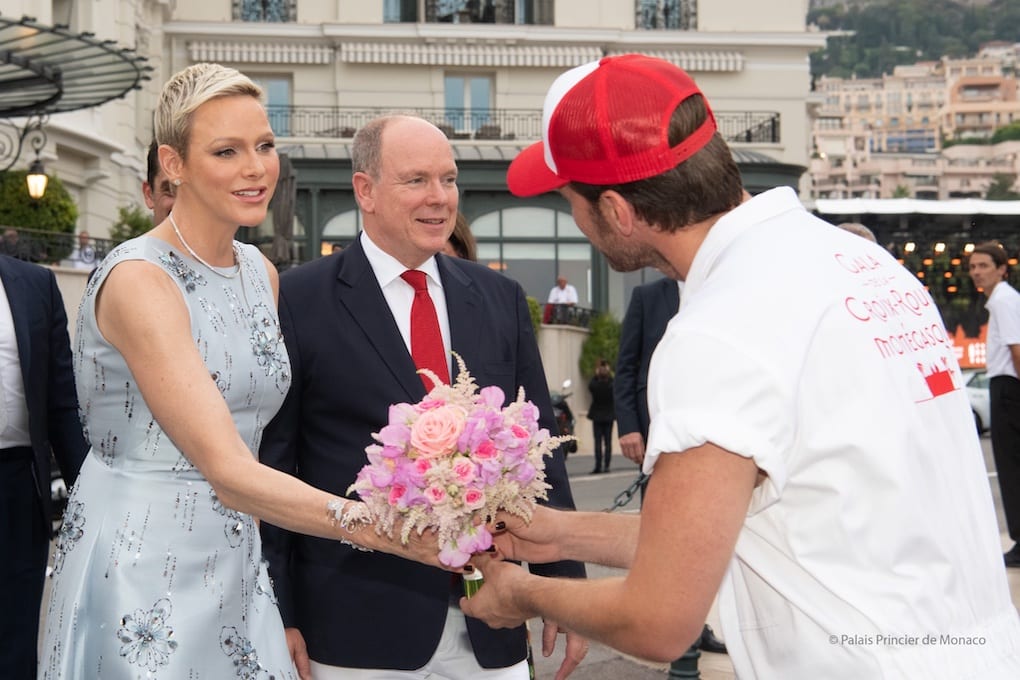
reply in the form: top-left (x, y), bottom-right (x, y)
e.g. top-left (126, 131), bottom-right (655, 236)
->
top-left (489, 505), bottom-right (566, 565)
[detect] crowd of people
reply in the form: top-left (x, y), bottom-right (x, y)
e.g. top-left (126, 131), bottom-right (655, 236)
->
top-left (4, 54), bottom-right (1020, 680)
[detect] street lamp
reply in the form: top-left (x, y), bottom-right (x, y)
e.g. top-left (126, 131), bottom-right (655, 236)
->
top-left (26, 156), bottom-right (48, 199)
top-left (1, 115), bottom-right (50, 198)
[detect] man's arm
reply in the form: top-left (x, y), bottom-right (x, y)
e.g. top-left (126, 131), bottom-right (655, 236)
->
top-left (43, 267), bottom-right (88, 485)
top-left (1010, 344), bottom-right (1020, 379)
top-left (614, 288), bottom-right (645, 464)
top-left (463, 443), bottom-right (757, 662)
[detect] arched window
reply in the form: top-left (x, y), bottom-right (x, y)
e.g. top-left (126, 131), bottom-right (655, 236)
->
top-left (471, 207), bottom-right (590, 305)
top-left (321, 209), bottom-right (362, 254)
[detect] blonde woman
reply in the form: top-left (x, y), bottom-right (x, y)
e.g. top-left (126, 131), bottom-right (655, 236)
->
top-left (40, 63), bottom-right (439, 679)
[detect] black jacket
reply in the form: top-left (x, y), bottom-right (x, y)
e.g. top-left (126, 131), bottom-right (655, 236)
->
top-left (260, 239), bottom-right (584, 670)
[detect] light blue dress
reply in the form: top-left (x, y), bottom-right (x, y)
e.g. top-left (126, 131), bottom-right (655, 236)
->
top-left (40, 236), bottom-right (296, 679)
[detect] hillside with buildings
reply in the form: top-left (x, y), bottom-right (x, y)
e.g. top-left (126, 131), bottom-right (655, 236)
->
top-left (808, 1), bottom-right (1020, 202)
top-left (809, 0), bottom-right (1017, 79)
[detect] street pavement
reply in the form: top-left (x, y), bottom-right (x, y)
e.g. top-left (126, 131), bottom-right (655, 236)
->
top-left (529, 452), bottom-right (726, 679)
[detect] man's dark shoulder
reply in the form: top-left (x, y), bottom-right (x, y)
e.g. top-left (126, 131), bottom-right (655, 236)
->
top-left (637, 277), bottom-right (676, 295)
top-left (0, 253), bottom-right (55, 289)
top-left (278, 253), bottom-right (341, 289)
top-left (0, 253), bottom-right (49, 277)
top-left (442, 255), bottom-right (521, 293)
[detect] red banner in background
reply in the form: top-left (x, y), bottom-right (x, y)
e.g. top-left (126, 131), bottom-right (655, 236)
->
top-left (951, 324), bottom-right (987, 369)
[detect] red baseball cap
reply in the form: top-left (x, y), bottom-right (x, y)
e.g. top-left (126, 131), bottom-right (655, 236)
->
top-left (507, 54), bottom-right (717, 197)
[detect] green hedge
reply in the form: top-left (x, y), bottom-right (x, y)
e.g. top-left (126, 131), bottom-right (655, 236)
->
top-left (0, 170), bottom-right (77, 235)
top-left (579, 312), bottom-right (621, 379)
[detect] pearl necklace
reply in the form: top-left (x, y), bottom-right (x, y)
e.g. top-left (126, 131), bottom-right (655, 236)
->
top-left (168, 211), bottom-right (240, 279)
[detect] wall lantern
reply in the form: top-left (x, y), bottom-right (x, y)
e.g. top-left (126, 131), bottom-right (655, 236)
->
top-left (26, 156), bottom-right (48, 199)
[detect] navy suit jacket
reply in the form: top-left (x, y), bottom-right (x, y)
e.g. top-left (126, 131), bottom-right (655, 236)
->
top-left (0, 255), bottom-right (87, 523)
top-left (614, 278), bottom-right (680, 440)
top-left (260, 239), bottom-right (584, 670)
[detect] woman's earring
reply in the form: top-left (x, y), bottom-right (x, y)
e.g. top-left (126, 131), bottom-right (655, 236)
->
top-left (172, 178), bottom-right (182, 187)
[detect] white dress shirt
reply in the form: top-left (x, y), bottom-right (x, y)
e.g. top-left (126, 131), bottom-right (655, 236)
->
top-left (360, 231), bottom-right (453, 379)
top-left (547, 283), bottom-right (578, 305)
top-left (0, 277), bottom-right (30, 446)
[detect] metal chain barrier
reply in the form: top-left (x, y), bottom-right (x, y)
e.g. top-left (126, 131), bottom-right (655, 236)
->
top-left (602, 473), bottom-right (649, 512)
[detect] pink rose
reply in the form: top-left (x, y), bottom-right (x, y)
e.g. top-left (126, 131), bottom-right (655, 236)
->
top-left (452, 458), bottom-right (476, 484)
top-left (463, 487), bottom-right (486, 510)
top-left (410, 405), bottom-right (466, 459)
top-left (472, 439), bottom-right (498, 460)
top-left (425, 484), bottom-right (448, 505)
top-left (388, 483), bottom-right (407, 506)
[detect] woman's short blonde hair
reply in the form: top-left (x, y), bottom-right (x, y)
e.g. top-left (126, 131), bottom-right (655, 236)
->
top-left (154, 63), bottom-right (263, 156)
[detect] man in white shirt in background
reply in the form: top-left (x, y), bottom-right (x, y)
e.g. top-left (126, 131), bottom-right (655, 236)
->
top-left (547, 274), bottom-right (578, 305)
top-left (969, 240), bottom-right (1020, 567)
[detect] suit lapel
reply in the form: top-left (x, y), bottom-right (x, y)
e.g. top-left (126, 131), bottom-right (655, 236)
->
top-left (333, 241), bottom-right (424, 400)
top-left (439, 255), bottom-right (484, 379)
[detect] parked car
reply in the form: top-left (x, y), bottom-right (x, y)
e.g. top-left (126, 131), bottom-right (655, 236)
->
top-left (964, 369), bottom-right (991, 435)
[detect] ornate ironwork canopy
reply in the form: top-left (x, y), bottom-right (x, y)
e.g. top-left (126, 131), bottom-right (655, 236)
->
top-left (0, 14), bottom-right (152, 118)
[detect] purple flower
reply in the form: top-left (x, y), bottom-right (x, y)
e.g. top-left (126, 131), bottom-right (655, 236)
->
top-left (439, 526), bottom-right (494, 568)
top-left (357, 464), bottom-right (393, 489)
top-left (510, 462), bottom-right (538, 485)
top-left (478, 385), bottom-right (505, 408)
top-left (378, 422), bottom-right (411, 449)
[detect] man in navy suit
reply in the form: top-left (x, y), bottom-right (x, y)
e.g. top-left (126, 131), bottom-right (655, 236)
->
top-left (615, 277), bottom-right (680, 470)
top-left (0, 254), bottom-right (88, 678)
top-left (260, 115), bottom-right (587, 679)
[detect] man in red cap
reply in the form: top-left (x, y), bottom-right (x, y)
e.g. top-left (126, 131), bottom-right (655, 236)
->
top-left (462, 54), bottom-right (1020, 678)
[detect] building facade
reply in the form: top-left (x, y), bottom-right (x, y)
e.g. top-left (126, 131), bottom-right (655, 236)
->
top-left (811, 51), bottom-right (1020, 201)
top-left (14, 0), bottom-right (823, 318)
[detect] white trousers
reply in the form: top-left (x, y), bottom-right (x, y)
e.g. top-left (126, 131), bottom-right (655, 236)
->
top-left (309, 606), bottom-right (529, 680)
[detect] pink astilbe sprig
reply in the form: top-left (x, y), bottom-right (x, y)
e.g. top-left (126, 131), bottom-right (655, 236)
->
top-left (349, 352), bottom-right (574, 567)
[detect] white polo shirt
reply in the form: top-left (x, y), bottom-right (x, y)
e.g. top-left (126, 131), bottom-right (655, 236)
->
top-left (985, 281), bottom-right (1020, 379)
top-left (644, 187), bottom-right (1020, 678)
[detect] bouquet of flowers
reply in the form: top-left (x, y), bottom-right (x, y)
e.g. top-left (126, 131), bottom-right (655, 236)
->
top-left (349, 354), bottom-right (572, 567)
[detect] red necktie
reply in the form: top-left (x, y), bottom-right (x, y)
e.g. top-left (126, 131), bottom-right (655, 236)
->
top-left (400, 270), bottom-right (450, 388)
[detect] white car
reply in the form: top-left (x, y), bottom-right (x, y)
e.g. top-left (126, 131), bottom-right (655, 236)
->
top-left (963, 369), bottom-right (991, 434)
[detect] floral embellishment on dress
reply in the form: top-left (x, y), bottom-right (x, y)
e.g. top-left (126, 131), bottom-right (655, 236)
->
top-left (159, 251), bottom-right (206, 293)
top-left (220, 626), bottom-right (275, 679)
top-left (211, 489), bottom-right (245, 548)
top-left (248, 302), bottom-right (290, 390)
top-left (117, 598), bottom-right (179, 672)
top-left (51, 499), bottom-right (86, 574)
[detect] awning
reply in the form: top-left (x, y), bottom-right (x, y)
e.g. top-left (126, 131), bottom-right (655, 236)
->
top-left (0, 14), bottom-right (152, 118)
top-left (815, 197), bottom-right (1020, 216)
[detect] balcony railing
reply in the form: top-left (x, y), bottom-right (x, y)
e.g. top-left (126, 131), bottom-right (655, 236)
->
top-left (543, 303), bottom-right (594, 329)
top-left (267, 106), bottom-right (781, 144)
top-left (0, 226), bottom-right (117, 267)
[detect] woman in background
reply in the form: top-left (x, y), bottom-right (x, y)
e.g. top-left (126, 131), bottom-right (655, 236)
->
top-left (587, 359), bottom-right (616, 474)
